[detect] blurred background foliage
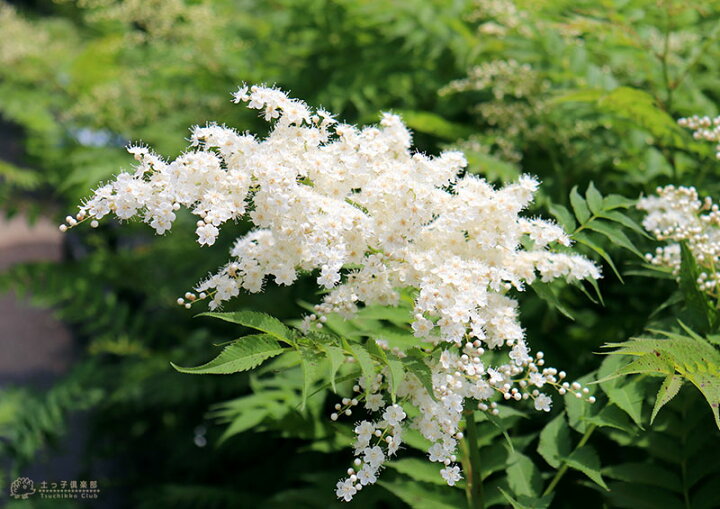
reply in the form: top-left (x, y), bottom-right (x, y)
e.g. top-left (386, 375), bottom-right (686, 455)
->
top-left (1, 0), bottom-right (719, 507)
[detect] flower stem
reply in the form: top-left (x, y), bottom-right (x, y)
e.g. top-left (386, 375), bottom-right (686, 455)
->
top-left (461, 410), bottom-right (485, 509)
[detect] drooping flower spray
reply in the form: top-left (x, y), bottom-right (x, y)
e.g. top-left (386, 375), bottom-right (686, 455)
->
top-left (62, 85), bottom-right (600, 502)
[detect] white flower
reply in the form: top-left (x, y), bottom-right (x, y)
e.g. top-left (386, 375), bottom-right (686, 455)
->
top-left (354, 421), bottom-right (375, 437)
top-left (196, 223), bottom-right (219, 246)
top-left (382, 404), bottom-right (406, 426)
top-left (529, 372), bottom-right (546, 387)
top-left (428, 442), bottom-right (448, 462)
top-left (357, 467), bottom-right (378, 486)
top-left (363, 446), bottom-right (385, 469)
top-left (335, 479), bottom-right (357, 502)
top-left (534, 393), bottom-right (552, 412)
top-left (365, 393), bottom-right (385, 412)
top-left (440, 465), bottom-right (462, 486)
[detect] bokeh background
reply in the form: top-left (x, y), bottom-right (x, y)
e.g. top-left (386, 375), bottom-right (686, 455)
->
top-left (1, 0), bottom-right (720, 507)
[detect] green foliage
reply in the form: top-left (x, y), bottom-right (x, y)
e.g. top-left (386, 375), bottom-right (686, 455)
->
top-left (601, 328), bottom-right (720, 429)
top-left (3, 0), bottom-right (720, 507)
top-left (171, 335), bottom-right (286, 375)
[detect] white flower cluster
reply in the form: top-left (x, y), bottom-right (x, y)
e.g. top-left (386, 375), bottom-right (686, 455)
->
top-left (63, 84), bottom-right (601, 501)
top-left (439, 59), bottom-right (540, 100)
top-left (678, 115), bottom-right (720, 159)
top-left (331, 344), bottom-right (595, 501)
top-left (638, 185), bottom-right (720, 297)
top-left (466, 0), bottom-right (531, 38)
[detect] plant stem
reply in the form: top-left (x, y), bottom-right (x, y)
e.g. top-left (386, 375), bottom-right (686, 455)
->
top-left (542, 424), bottom-right (597, 496)
top-left (461, 410), bottom-right (485, 509)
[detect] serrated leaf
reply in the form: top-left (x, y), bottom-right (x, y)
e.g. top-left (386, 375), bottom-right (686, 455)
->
top-left (385, 458), bottom-right (449, 487)
top-left (218, 409), bottom-right (267, 444)
top-left (650, 375), bottom-right (683, 425)
top-left (604, 462), bottom-right (682, 492)
top-left (198, 311), bottom-right (294, 345)
top-left (564, 373), bottom-right (600, 433)
top-left (323, 345), bottom-right (346, 393)
top-left (499, 488), bottom-right (554, 509)
top-left (602, 333), bottom-right (720, 429)
top-left (506, 451), bottom-right (542, 497)
top-left (574, 232), bottom-right (623, 281)
top-left (537, 413), bottom-right (571, 469)
top-left (402, 356), bottom-right (436, 400)
top-left (583, 404), bottom-right (635, 433)
top-left (299, 347), bottom-right (321, 410)
top-left (171, 334), bottom-right (284, 374)
top-left (378, 479), bottom-right (465, 509)
top-left (602, 381), bottom-right (645, 428)
top-left (565, 446), bottom-right (608, 490)
top-left (585, 182), bottom-right (604, 215)
top-left (346, 341), bottom-right (376, 394)
top-left (386, 355), bottom-right (405, 403)
top-left (596, 210), bottom-right (651, 238)
top-left (570, 186), bottom-right (591, 224)
top-left (602, 194), bottom-right (636, 210)
top-left (585, 219), bottom-right (643, 257)
top-left (480, 442), bottom-right (511, 480)
top-left (531, 280), bottom-right (574, 320)
top-left (366, 339), bottom-right (405, 403)
top-left (679, 243), bottom-right (714, 332)
top-left (549, 203), bottom-right (577, 232)
top-left (394, 110), bottom-right (476, 140)
top-left (606, 481), bottom-right (684, 509)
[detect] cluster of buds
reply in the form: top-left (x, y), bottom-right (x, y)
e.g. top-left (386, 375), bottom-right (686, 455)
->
top-left (639, 185), bottom-right (720, 299)
top-left (678, 115), bottom-right (720, 159)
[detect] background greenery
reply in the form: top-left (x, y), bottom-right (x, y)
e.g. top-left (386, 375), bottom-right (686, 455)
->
top-left (1, 0), bottom-right (719, 507)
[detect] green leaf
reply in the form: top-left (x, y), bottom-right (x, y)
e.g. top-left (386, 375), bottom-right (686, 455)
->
top-left (602, 194), bottom-right (637, 210)
top-left (506, 451), bottom-right (542, 498)
top-left (678, 243), bottom-right (714, 332)
top-left (604, 462), bottom-right (682, 492)
top-left (583, 404), bottom-right (635, 433)
top-left (499, 488), bottom-right (554, 509)
top-left (378, 479), bottom-right (465, 509)
top-left (537, 413), bottom-right (572, 469)
top-left (346, 341), bottom-right (376, 394)
top-left (565, 446), bottom-right (608, 490)
top-left (299, 347), bottom-right (321, 410)
top-left (570, 186), bottom-right (591, 224)
top-left (606, 482), bottom-right (684, 509)
top-left (385, 459), bottom-right (449, 487)
top-left (585, 220), bottom-right (643, 257)
top-left (574, 232), bottom-right (623, 281)
top-left (480, 442), bottom-right (511, 480)
top-left (323, 345), bottom-right (346, 393)
top-left (402, 356), bottom-right (436, 400)
top-left (548, 203), bottom-right (577, 232)
top-left (596, 210), bottom-right (651, 238)
top-left (531, 281), bottom-right (574, 320)
top-left (602, 379), bottom-right (645, 428)
top-left (393, 110), bottom-right (476, 140)
top-left (0, 160), bottom-right (40, 189)
top-left (218, 409), bottom-right (267, 444)
top-left (171, 334), bottom-right (284, 374)
top-left (585, 182), bottom-right (604, 215)
top-left (597, 356), bottom-right (645, 428)
top-left (198, 311), bottom-right (295, 345)
top-left (465, 151), bottom-right (521, 182)
top-left (602, 332), bottom-right (720, 429)
top-left (386, 355), bottom-right (406, 403)
top-left (650, 375), bottom-right (683, 425)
